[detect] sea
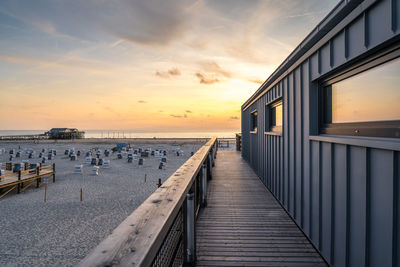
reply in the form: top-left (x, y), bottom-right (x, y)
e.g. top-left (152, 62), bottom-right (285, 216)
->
top-left (0, 130), bottom-right (237, 139)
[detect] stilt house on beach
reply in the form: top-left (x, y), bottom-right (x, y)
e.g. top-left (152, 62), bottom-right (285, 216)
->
top-left (45, 128), bottom-right (85, 139)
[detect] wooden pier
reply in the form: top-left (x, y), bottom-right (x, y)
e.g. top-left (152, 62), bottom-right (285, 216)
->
top-left (79, 138), bottom-right (326, 266)
top-left (0, 164), bottom-right (56, 198)
top-left (196, 151), bottom-right (326, 266)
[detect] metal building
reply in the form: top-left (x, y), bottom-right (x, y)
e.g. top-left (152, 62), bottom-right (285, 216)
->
top-left (241, 0), bottom-right (400, 266)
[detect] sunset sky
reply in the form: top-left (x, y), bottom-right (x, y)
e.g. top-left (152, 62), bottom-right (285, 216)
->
top-left (0, 0), bottom-right (338, 132)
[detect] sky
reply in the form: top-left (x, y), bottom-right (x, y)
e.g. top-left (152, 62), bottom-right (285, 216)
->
top-left (0, 0), bottom-right (339, 132)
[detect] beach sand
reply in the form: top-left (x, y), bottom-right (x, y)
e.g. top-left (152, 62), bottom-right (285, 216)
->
top-left (0, 140), bottom-right (204, 266)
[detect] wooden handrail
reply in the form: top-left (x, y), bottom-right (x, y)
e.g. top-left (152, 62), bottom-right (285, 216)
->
top-left (79, 137), bottom-right (217, 267)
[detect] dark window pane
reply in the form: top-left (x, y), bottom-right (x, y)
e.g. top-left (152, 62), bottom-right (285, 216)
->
top-left (251, 111), bottom-right (257, 131)
top-left (328, 58), bottom-right (400, 123)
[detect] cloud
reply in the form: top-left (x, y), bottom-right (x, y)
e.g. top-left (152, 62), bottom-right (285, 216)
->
top-left (185, 110), bottom-right (192, 113)
top-left (101, 0), bottom-right (195, 46)
top-left (248, 79), bottom-right (264, 84)
top-left (170, 114), bottom-right (187, 118)
top-left (138, 100), bottom-right (147, 103)
top-left (195, 72), bottom-right (219, 85)
top-left (230, 116), bottom-right (239, 120)
top-left (195, 61), bottom-right (232, 84)
top-left (199, 61), bottom-right (231, 78)
top-left (155, 68), bottom-right (181, 78)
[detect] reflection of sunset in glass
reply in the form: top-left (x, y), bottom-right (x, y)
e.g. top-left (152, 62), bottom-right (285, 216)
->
top-left (331, 58), bottom-right (400, 123)
top-left (0, 0), bottom-right (339, 132)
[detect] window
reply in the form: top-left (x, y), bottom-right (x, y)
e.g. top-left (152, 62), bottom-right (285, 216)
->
top-left (250, 110), bottom-right (258, 133)
top-left (320, 47), bottom-right (400, 138)
top-left (268, 100), bottom-right (283, 132)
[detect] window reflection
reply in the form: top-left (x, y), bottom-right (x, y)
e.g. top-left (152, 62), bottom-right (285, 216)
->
top-left (251, 111), bottom-right (258, 132)
top-left (269, 100), bottom-right (282, 132)
top-left (326, 58), bottom-right (400, 123)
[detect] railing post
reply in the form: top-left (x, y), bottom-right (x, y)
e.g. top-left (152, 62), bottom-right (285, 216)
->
top-left (201, 163), bottom-right (207, 207)
top-left (207, 152), bottom-right (212, 180)
top-left (210, 148), bottom-right (215, 167)
top-left (184, 189), bottom-right (195, 266)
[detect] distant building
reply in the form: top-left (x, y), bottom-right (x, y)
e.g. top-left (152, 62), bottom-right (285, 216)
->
top-left (45, 128), bottom-right (85, 139)
top-left (241, 0), bottom-right (400, 266)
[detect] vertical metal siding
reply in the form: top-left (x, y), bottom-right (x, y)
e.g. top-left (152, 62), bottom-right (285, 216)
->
top-left (241, 0), bottom-right (400, 266)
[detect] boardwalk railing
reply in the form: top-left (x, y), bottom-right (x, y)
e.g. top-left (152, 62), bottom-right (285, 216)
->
top-left (0, 163), bottom-right (56, 198)
top-left (79, 137), bottom-right (218, 267)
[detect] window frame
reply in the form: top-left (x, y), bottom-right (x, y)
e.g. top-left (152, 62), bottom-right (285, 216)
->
top-left (250, 110), bottom-right (258, 133)
top-left (319, 45), bottom-right (400, 138)
top-left (267, 99), bottom-right (283, 133)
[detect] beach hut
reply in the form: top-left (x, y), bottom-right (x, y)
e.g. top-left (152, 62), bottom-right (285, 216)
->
top-left (138, 158), bottom-right (144, 166)
top-left (102, 160), bottom-right (110, 169)
top-left (85, 156), bottom-right (92, 165)
top-left (92, 166), bottom-right (99, 176)
top-left (74, 164), bottom-right (83, 174)
top-left (91, 158), bottom-right (98, 166)
top-left (117, 152), bottom-right (122, 159)
top-left (158, 162), bottom-right (164, 169)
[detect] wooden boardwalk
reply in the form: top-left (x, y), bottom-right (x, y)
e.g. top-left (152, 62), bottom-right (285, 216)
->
top-left (196, 151), bottom-right (327, 267)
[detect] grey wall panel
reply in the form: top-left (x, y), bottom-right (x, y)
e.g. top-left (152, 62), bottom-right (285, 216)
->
top-left (332, 30), bottom-right (346, 68)
top-left (369, 149), bottom-right (394, 267)
top-left (289, 73), bottom-right (295, 216)
top-left (332, 144), bottom-right (347, 267)
top-left (397, 0), bottom-right (400, 32)
top-left (320, 142), bottom-right (333, 263)
top-left (311, 140), bottom-right (320, 248)
top-left (368, 0), bottom-right (393, 48)
top-left (283, 77), bottom-right (289, 209)
top-left (302, 61), bottom-right (311, 237)
top-left (348, 146), bottom-right (367, 267)
top-left (310, 52), bottom-right (319, 85)
top-left (295, 67), bottom-right (303, 225)
top-left (320, 43), bottom-right (331, 75)
top-left (347, 15), bottom-right (366, 60)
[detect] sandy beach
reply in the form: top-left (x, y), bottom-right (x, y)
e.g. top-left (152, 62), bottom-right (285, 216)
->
top-left (0, 140), bottom-right (204, 266)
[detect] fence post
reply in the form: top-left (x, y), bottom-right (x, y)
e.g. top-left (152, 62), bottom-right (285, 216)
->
top-left (52, 163), bottom-right (56, 183)
top-left (17, 170), bottom-right (21, 193)
top-left (201, 163), bottom-right (207, 208)
top-left (36, 166), bottom-right (40, 188)
top-left (184, 190), bottom-right (195, 266)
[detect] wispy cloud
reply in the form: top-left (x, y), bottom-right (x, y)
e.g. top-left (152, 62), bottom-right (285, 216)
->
top-left (230, 116), bottom-right (239, 120)
top-left (138, 100), bottom-right (147, 103)
top-left (185, 110), bottom-right (192, 113)
top-left (199, 61), bottom-right (231, 78)
top-left (155, 68), bottom-right (181, 78)
top-left (170, 114), bottom-right (188, 118)
top-left (195, 61), bottom-right (231, 84)
top-left (195, 72), bottom-right (219, 85)
top-left (248, 79), bottom-right (264, 84)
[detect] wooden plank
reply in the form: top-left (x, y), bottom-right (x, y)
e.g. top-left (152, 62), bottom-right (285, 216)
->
top-left (196, 151), bottom-right (327, 266)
